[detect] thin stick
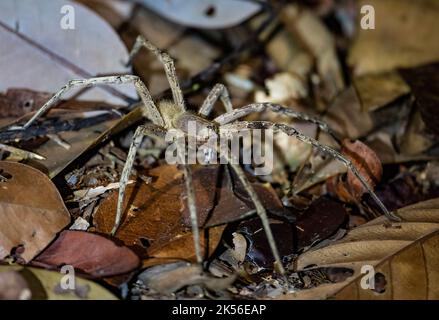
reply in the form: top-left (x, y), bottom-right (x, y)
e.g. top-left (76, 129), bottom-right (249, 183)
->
top-left (0, 143), bottom-right (45, 160)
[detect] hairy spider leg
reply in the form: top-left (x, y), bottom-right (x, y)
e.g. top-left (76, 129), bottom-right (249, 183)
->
top-left (198, 83), bottom-right (234, 116)
top-left (222, 121), bottom-right (401, 222)
top-left (14, 75), bottom-right (164, 129)
top-left (214, 102), bottom-right (341, 144)
top-left (112, 123), bottom-right (167, 234)
top-left (127, 35), bottom-right (185, 113)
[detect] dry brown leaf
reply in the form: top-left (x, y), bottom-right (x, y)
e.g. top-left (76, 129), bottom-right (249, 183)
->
top-left (281, 5), bottom-right (344, 102)
top-left (281, 198), bottom-right (439, 300)
top-left (292, 87), bottom-right (373, 194)
top-left (0, 89), bottom-right (52, 120)
top-left (265, 28), bottom-right (313, 80)
top-left (349, 0), bottom-right (439, 75)
top-left (33, 230), bottom-right (140, 278)
top-left (0, 161), bottom-right (70, 262)
top-left (327, 139), bottom-right (382, 203)
top-left (398, 110), bottom-right (435, 156)
top-left (324, 87), bottom-right (374, 140)
top-left (95, 164), bottom-right (284, 266)
top-left (93, 165), bottom-right (213, 265)
top-left (353, 72), bottom-right (410, 112)
top-left (400, 63), bottom-right (439, 137)
top-left (28, 117), bottom-right (121, 178)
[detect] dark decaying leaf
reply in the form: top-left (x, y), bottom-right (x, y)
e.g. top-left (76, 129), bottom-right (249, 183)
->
top-left (400, 63), bottom-right (439, 137)
top-left (33, 230), bottom-right (140, 278)
top-left (237, 197), bottom-right (347, 270)
top-left (369, 173), bottom-right (439, 213)
top-left (0, 161), bottom-right (70, 262)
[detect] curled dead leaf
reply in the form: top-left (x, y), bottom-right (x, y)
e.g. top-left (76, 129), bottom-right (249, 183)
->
top-left (327, 139), bottom-right (382, 203)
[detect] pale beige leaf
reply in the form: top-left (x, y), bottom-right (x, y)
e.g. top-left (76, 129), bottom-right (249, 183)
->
top-left (0, 0), bottom-right (136, 104)
top-left (0, 265), bottom-right (117, 300)
top-left (281, 198), bottom-right (439, 299)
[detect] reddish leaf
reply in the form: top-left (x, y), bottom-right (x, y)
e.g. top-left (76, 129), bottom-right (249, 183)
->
top-left (33, 230), bottom-right (140, 278)
top-left (0, 89), bottom-right (51, 119)
top-left (328, 139), bottom-right (383, 203)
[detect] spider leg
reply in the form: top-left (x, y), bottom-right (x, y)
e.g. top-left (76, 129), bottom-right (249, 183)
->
top-left (15, 75), bottom-right (164, 130)
top-left (198, 83), bottom-right (233, 117)
top-left (226, 160), bottom-right (286, 276)
top-left (112, 123), bottom-right (167, 235)
top-left (214, 102), bottom-right (340, 143)
top-left (127, 35), bottom-right (185, 112)
top-left (221, 121), bottom-right (402, 222)
top-left (182, 164), bottom-right (203, 265)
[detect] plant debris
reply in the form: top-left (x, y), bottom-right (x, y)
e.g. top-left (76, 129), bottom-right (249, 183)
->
top-left (0, 0), bottom-right (438, 301)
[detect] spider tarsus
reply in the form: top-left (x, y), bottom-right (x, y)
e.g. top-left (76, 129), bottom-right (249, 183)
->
top-left (8, 125), bottom-right (26, 131)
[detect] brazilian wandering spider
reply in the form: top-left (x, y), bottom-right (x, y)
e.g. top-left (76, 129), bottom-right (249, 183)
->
top-left (11, 35), bottom-right (401, 277)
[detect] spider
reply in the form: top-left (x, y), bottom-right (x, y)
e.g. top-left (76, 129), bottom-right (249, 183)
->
top-left (12, 36), bottom-right (401, 277)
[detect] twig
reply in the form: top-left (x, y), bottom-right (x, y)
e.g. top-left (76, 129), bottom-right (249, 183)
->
top-left (0, 142), bottom-right (45, 160)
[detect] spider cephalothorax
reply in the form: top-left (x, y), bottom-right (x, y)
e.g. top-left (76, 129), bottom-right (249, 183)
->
top-left (12, 36), bottom-right (401, 278)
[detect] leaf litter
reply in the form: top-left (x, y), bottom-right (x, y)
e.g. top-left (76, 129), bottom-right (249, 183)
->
top-left (0, 0), bottom-right (438, 300)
